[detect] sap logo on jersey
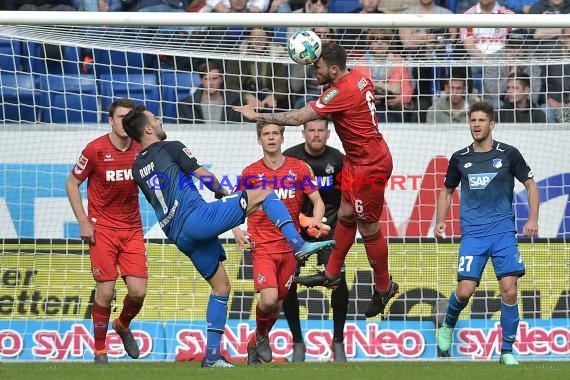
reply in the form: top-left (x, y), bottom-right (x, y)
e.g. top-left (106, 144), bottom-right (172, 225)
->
top-left (468, 172), bottom-right (497, 189)
top-left (106, 169), bottom-right (133, 181)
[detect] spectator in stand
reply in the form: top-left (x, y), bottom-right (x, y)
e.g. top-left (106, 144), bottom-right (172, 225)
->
top-left (289, 27), bottom-right (336, 109)
top-left (138, 0), bottom-right (187, 12)
top-left (501, 0), bottom-right (538, 13)
top-left (426, 70), bottom-right (480, 124)
top-left (458, 0), bottom-right (538, 13)
top-left (529, 0), bottom-right (570, 55)
top-left (377, 0), bottom-right (417, 12)
top-left (71, 0), bottom-right (126, 11)
top-left (339, 0), bottom-right (383, 52)
top-left (398, 0), bottom-right (458, 122)
top-left (178, 60), bottom-right (243, 123)
top-left (225, 27), bottom-right (290, 112)
top-left (16, 0), bottom-right (76, 11)
top-left (205, 0), bottom-right (269, 12)
top-left (293, 0), bottom-right (328, 13)
top-left (460, 0), bottom-right (515, 109)
top-left (500, 30), bottom-right (544, 106)
top-left (191, 0), bottom-right (252, 53)
top-left (545, 28), bottom-right (570, 122)
top-left (357, 28), bottom-right (414, 123)
top-left (496, 72), bottom-right (547, 123)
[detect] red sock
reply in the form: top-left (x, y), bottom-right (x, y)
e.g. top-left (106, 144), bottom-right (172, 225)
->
top-left (118, 295), bottom-right (143, 329)
top-left (362, 230), bottom-right (391, 291)
top-left (268, 309), bottom-right (280, 332)
top-left (325, 219), bottom-right (357, 277)
top-left (255, 304), bottom-right (274, 337)
top-left (92, 302), bottom-right (111, 352)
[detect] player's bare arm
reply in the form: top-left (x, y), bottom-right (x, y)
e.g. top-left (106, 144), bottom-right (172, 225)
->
top-left (307, 191), bottom-right (326, 230)
top-left (193, 166), bottom-right (229, 198)
top-left (234, 104), bottom-right (323, 126)
top-left (65, 174), bottom-right (95, 243)
top-left (522, 178), bottom-right (539, 237)
top-left (433, 187), bottom-right (454, 238)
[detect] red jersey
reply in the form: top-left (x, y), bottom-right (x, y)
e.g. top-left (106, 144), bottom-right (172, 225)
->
top-left (310, 69), bottom-right (390, 165)
top-left (237, 157), bottom-right (317, 254)
top-left (71, 134), bottom-right (142, 230)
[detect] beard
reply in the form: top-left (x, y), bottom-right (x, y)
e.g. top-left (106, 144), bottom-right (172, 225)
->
top-left (317, 73), bottom-right (331, 86)
top-left (157, 130), bottom-right (167, 141)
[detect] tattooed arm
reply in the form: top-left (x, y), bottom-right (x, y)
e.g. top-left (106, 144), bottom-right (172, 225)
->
top-left (234, 103), bottom-right (324, 126)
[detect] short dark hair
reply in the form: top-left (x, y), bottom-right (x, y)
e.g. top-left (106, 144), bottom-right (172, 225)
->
top-left (198, 60), bottom-right (223, 77)
top-left (319, 41), bottom-right (347, 71)
top-left (469, 101), bottom-right (495, 122)
top-left (507, 71), bottom-right (531, 88)
top-left (122, 105), bottom-right (148, 142)
top-left (108, 98), bottom-right (137, 118)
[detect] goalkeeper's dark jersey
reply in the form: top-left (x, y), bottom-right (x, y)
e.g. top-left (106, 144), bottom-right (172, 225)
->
top-left (132, 140), bottom-right (202, 242)
top-left (444, 140), bottom-right (534, 237)
top-left (284, 143), bottom-right (344, 233)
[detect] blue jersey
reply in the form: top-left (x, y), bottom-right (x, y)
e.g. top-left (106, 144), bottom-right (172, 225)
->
top-left (444, 140), bottom-right (533, 237)
top-left (132, 141), bottom-right (204, 242)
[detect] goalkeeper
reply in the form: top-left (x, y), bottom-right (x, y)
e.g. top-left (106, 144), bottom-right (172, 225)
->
top-left (282, 119), bottom-right (349, 362)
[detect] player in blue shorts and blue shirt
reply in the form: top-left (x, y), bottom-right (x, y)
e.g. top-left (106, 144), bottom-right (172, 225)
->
top-left (433, 101), bottom-right (539, 366)
top-left (122, 106), bottom-right (335, 368)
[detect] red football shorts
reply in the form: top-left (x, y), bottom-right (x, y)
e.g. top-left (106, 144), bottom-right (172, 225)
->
top-left (251, 250), bottom-right (297, 300)
top-left (89, 226), bottom-right (148, 282)
top-left (339, 155), bottom-right (393, 223)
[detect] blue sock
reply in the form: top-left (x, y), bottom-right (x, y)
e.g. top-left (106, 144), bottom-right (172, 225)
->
top-left (444, 291), bottom-right (468, 328)
top-left (500, 301), bottom-right (519, 353)
top-left (205, 294), bottom-right (229, 362)
top-left (262, 192), bottom-right (304, 252)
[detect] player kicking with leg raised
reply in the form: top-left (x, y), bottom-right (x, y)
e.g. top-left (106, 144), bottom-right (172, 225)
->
top-left (235, 41), bottom-right (398, 319)
top-left (434, 101), bottom-right (539, 365)
top-left (122, 107), bottom-right (335, 367)
top-left (233, 121), bottom-right (328, 365)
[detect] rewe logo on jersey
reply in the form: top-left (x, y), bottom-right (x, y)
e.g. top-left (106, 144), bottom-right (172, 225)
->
top-left (468, 173), bottom-right (497, 190)
top-left (106, 169), bottom-right (133, 181)
top-left (274, 187), bottom-right (296, 199)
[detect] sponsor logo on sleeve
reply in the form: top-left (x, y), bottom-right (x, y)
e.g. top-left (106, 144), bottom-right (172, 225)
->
top-left (73, 154), bottom-right (88, 175)
top-left (322, 89), bottom-right (339, 104)
top-left (183, 148), bottom-right (194, 158)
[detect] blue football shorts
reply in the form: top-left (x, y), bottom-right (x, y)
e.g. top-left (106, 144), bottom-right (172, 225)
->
top-left (457, 232), bottom-right (525, 284)
top-left (176, 191), bottom-right (248, 280)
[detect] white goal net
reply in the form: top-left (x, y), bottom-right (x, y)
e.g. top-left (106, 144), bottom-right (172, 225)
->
top-left (0, 12), bottom-right (568, 362)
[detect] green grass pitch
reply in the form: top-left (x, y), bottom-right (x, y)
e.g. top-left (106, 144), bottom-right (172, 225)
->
top-left (1, 361), bottom-right (569, 380)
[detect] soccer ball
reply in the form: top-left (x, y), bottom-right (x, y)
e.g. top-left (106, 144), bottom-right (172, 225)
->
top-left (288, 30), bottom-right (322, 65)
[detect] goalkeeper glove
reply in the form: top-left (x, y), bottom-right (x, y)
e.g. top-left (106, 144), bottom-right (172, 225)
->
top-left (299, 213), bottom-right (331, 238)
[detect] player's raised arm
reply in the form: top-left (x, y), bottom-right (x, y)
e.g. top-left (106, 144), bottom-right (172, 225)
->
top-left (234, 103), bottom-right (323, 126)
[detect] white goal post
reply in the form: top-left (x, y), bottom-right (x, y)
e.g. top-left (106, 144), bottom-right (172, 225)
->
top-left (0, 12), bottom-right (568, 362)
